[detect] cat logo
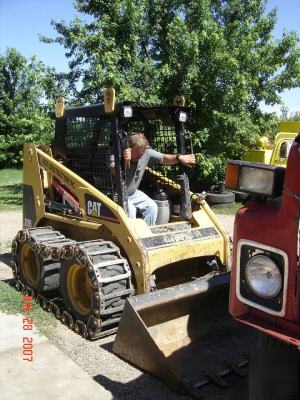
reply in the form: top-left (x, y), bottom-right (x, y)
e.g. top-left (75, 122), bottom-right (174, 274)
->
top-left (87, 200), bottom-right (101, 218)
top-left (85, 194), bottom-right (119, 223)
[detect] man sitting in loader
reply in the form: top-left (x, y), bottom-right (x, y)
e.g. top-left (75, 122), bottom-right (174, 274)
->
top-left (122, 133), bottom-right (195, 225)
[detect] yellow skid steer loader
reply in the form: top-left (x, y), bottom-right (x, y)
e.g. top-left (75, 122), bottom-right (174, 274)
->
top-left (12, 93), bottom-right (256, 397)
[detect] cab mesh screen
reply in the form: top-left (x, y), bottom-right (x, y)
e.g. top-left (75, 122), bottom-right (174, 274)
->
top-left (125, 119), bottom-right (180, 180)
top-left (65, 116), bottom-right (116, 196)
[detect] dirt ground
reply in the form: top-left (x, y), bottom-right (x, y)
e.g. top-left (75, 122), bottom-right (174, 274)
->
top-left (0, 211), bottom-right (22, 252)
top-left (0, 211), bottom-right (242, 400)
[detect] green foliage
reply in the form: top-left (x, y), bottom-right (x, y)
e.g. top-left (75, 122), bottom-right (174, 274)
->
top-left (288, 111), bottom-right (300, 121)
top-left (0, 169), bottom-right (22, 211)
top-left (39, 1), bottom-right (300, 185)
top-left (0, 48), bottom-right (70, 168)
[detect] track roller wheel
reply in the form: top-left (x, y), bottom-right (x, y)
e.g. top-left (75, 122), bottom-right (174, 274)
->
top-left (18, 242), bottom-right (41, 290)
top-left (60, 259), bottom-right (93, 322)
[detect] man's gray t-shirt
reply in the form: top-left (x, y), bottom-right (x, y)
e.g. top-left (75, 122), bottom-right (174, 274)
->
top-left (126, 148), bottom-right (163, 196)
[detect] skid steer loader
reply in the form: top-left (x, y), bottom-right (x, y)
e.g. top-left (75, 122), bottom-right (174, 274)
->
top-left (12, 92), bottom-right (256, 397)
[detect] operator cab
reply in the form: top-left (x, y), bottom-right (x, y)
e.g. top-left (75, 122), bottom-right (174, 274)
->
top-left (51, 95), bottom-right (193, 225)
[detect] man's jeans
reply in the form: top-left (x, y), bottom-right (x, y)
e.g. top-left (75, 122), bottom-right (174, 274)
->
top-left (128, 190), bottom-right (158, 225)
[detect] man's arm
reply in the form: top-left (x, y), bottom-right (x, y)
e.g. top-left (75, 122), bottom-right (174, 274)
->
top-left (161, 154), bottom-right (196, 168)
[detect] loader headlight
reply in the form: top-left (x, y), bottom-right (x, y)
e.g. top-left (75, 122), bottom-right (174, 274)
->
top-left (123, 106), bottom-right (133, 118)
top-left (245, 255), bottom-right (282, 299)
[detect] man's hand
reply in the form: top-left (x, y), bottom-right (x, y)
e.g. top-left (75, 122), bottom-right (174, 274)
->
top-left (178, 154), bottom-right (196, 168)
top-left (123, 148), bottom-right (132, 162)
top-left (123, 148), bottom-right (132, 169)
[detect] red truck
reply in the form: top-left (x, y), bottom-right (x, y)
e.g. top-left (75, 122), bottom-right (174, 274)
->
top-left (226, 133), bottom-right (300, 399)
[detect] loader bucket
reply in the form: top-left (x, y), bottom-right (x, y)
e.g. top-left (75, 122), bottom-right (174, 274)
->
top-left (113, 272), bottom-right (257, 397)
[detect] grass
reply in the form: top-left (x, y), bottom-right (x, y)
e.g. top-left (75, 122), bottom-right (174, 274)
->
top-left (0, 169), bottom-right (23, 211)
top-left (0, 280), bottom-right (57, 338)
top-left (213, 202), bottom-right (243, 215)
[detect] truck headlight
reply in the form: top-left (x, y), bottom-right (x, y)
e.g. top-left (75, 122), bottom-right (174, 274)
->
top-left (239, 168), bottom-right (275, 195)
top-left (245, 255), bottom-right (282, 298)
top-left (225, 161), bottom-right (285, 197)
top-left (237, 240), bottom-right (288, 316)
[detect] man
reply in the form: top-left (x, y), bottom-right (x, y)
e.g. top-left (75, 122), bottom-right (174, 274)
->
top-left (123, 133), bottom-right (195, 225)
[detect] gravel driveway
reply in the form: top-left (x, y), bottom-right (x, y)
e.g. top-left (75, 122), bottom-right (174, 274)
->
top-left (0, 210), bottom-right (236, 400)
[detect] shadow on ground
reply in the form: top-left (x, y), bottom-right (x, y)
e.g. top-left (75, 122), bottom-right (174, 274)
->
top-left (0, 252), bottom-right (11, 268)
top-left (93, 372), bottom-right (192, 400)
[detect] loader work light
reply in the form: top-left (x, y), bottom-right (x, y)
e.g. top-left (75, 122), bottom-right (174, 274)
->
top-left (225, 161), bottom-right (285, 197)
top-left (123, 106), bottom-right (133, 118)
top-left (179, 112), bottom-right (187, 122)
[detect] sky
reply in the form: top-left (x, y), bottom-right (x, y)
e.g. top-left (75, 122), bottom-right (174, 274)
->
top-left (0, 0), bottom-right (299, 114)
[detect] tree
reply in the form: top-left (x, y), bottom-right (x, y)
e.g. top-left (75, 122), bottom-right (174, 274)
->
top-left (289, 111), bottom-right (300, 121)
top-left (280, 106), bottom-right (300, 121)
top-left (41, 0), bottom-right (300, 187)
top-left (280, 105), bottom-right (289, 120)
top-left (0, 48), bottom-right (69, 167)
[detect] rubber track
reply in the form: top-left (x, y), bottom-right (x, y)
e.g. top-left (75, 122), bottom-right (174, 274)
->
top-left (11, 226), bottom-right (134, 339)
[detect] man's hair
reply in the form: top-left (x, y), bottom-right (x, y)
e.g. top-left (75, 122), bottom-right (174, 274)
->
top-left (128, 133), bottom-right (149, 151)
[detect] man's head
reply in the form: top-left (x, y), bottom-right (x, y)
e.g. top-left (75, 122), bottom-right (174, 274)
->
top-left (128, 133), bottom-right (149, 160)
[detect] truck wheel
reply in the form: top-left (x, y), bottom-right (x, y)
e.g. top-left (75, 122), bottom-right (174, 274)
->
top-left (258, 333), bottom-right (293, 351)
top-left (250, 334), bottom-right (300, 400)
